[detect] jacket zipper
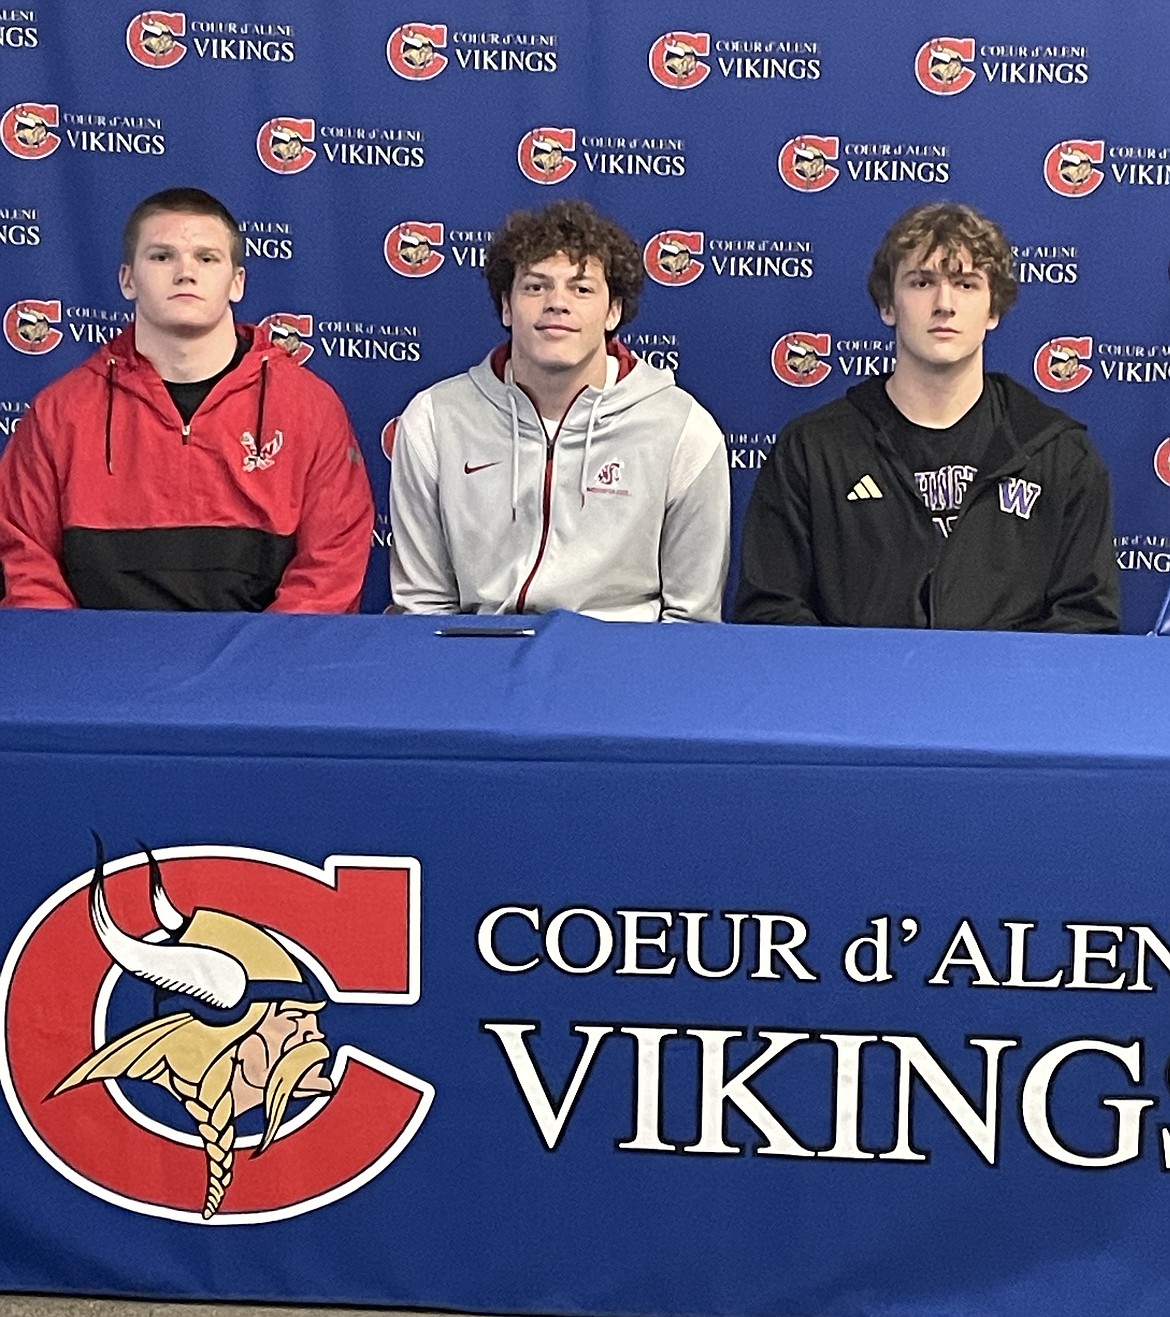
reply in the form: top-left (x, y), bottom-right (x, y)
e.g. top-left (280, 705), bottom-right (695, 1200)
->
top-left (924, 460), bottom-right (1032, 626)
top-left (515, 431), bottom-right (557, 614)
top-left (181, 422), bottom-right (191, 445)
top-left (514, 392), bottom-right (584, 613)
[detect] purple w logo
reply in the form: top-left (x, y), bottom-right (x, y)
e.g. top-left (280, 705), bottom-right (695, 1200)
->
top-left (998, 478), bottom-right (1042, 520)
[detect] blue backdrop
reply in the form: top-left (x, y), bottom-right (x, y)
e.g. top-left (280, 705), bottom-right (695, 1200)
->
top-left (2, 3), bottom-right (1168, 624)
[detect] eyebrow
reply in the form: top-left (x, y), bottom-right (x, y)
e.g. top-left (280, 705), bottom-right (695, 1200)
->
top-left (902, 265), bottom-right (987, 281)
top-left (143, 242), bottom-right (226, 257)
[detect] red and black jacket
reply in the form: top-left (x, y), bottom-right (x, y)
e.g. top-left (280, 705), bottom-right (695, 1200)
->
top-left (0, 324), bottom-right (373, 611)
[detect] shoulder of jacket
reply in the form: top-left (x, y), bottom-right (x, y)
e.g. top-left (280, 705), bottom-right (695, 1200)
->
top-left (781, 392), bottom-right (871, 443)
top-left (28, 353), bottom-right (107, 415)
top-left (991, 372), bottom-right (1086, 445)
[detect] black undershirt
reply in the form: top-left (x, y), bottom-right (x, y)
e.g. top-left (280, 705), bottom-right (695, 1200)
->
top-left (163, 334), bottom-right (248, 424)
top-left (884, 386), bottom-right (995, 538)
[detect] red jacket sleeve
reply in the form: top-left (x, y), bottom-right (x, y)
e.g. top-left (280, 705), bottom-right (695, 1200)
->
top-left (0, 406), bottom-right (78, 609)
top-left (268, 388), bottom-right (374, 614)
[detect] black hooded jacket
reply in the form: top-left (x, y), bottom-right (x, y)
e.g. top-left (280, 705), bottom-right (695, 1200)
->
top-left (734, 373), bottom-right (1119, 631)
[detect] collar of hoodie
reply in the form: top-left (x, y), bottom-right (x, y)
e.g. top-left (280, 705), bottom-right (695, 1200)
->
top-left (99, 325), bottom-right (269, 474)
top-left (491, 338), bottom-right (632, 518)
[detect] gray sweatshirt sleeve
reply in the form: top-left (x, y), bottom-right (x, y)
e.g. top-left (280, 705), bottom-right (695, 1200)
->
top-left (388, 392), bottom-right (461, 613)
top-left (660, 401), bottom-right (730, 622)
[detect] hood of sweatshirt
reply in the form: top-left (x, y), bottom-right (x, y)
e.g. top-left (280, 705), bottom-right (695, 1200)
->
top-left (81, 322), bottom-right (289, 474)
top-left (844, 371), bottom-right (1086, 479)
top-left (467, 337), bottom-right (679, 511)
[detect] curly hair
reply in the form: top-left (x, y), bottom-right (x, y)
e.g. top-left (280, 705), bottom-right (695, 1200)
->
top-left (122, 187), bottom-right (243, 267)
top-left (484, 199), bottom-right (644, 333)
top-left (867, 202), bottom-right (1018, 320)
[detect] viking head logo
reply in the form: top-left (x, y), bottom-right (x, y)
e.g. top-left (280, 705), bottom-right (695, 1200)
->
top-left (383, 222), bottom-right (445, 277)
top-left (657, 241), bottom-right (692, 275)
top-left (3, 299), bottom-right (63, 354)
top-left (271, 128), bottom-right (304, 162)
top-left (15, 111), bottom-right (48, 148)
top-left (259, 312), bottom-right (314, 364)
top-left (142, 21), bottom-right (176, 55)
top-left (53, 841), bottom-right (333, 1218)
top-left (643, 230), bottom-right (705, 287)
top-left (778, 136), bottom-right (840, 192)
top-left (517, 126), bottom-right (577, 184)
top-left (1, 103), bottom-right (61, 160)
top-left (1033, 336), bottom-right (1093, 393)
top-left (386, 22), bottom-right (448, 80)
top-left (268, 321), bottom-right (302, 352)
top-left (647, 31), bottom-right (710, 88)
top-left (256, 118), bottom-right (317, 175)
top-left (1043, 140), bottom-right (1105, 197)
top-left (914, 37), bottom-right (976, 95)
top-left (771, 332), bottom-right (833, 387)
top-left (126, 12), bottom-right (188, 68)
top-left (17, 305), bottom-right (51, 343)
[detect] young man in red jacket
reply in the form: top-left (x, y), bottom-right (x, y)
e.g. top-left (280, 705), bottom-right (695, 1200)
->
top-left (0, 188), bottom-right (373, 611)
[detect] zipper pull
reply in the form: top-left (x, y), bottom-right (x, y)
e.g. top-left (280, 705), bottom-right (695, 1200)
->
top-left (181, 423), bottom-right (191, 444)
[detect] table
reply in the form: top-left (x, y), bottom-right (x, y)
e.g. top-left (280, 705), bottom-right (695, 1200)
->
top-left (1, 611), bottom-right (1169, 1316)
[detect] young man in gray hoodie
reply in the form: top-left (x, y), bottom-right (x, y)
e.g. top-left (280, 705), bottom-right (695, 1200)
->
top-left (388, 200), bottom-right (729, 621)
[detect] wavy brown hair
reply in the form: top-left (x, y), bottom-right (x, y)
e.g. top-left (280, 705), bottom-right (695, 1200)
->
top-left (485, 199), bottom-right (644, 334)
top-left (867, 202), bottom-right (1018, 319)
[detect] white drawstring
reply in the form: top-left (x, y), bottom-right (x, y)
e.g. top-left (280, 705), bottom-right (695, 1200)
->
top-left (579, 392), bottom-right (604, 506)
top-left (508, 391), bottom-right (520, 522)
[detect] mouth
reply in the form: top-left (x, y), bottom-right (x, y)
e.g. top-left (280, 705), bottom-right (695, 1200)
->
top-left (536, 324), bottom-right (576, 335)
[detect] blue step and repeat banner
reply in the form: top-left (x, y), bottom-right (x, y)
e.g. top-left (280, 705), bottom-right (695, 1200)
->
top-left (1, 3), bottom-right (1169, 624)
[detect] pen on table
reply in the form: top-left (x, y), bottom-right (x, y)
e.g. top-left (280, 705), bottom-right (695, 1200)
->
top-left (434, 627), bottom-right (537, 637)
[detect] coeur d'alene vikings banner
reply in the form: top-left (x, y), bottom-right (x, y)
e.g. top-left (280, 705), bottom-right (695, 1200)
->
top-left (1, 844), bottom-right (432, 1224)
top-left (1, 3), bottom-right (1170, 625)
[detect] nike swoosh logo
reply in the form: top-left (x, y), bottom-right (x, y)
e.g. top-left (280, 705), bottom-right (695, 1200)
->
top-left (464, 460), bottom-right (502, 475)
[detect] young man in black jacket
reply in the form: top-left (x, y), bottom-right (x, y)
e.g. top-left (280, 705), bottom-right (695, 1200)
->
top-left (735, 202), bottom-right (1120, 631)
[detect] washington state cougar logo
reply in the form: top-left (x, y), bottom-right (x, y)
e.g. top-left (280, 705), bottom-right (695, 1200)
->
top-left (126, 12), bottom-right (188, 68)
top-left (256, 117), bottom-right (316, 175)
top-left (914, 38), bottom-right (975, 95)
top-left (259, 313), bottom-right (314, 365)
top-left (384, 222), bottom-right (445, 277)
top-left (643, 231), bottom-right (704, 286)
top-left (778, 136), bottom-right (839, 192)
top-left (386, 23), bottom-right (448, 79)
top-left (3, 300), bottom-right (62, 354)
top-left (1033, 336), bottom-right (1093, 392)
top-left (648, 32), bottom-right (710, 89)
top-left (772, 332), bottom-right (832, 387)
top-left (1, 103), bottom-right (60, 159)
top-left (0, 841), bottom-right (433, 1223)
top-left (1043, 140), bottom-right (1104, 197)
top-left (517, 127), bottom-right (576, 184)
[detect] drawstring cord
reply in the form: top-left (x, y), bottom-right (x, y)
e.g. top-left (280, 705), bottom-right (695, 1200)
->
top-left (508, 392), bottom-right (520, 522)
top-left (256, 354), bottom-right (270, 447)
top-left (579, 393), bottom-right (604, 506)
top-left (104, 357), bottom-right (116, 474)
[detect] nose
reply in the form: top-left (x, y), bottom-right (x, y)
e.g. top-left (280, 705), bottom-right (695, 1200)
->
top-left (544, 285), bottom-right (569, 313)
top-left (173, 252), bottom-right (198, 283)
top-left (933, 280), bottom-right (955, 315)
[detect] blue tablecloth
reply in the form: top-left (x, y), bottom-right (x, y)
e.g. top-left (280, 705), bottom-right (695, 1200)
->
top-left (1, 612), bottom-right (1168, 1317)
